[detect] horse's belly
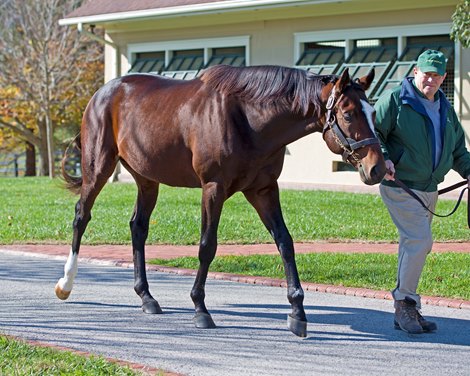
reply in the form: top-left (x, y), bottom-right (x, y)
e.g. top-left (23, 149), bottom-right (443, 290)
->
top-left (120, 146), bottom-right (201, 188)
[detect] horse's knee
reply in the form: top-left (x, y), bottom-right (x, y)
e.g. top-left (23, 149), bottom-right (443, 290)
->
top-left (198, 238), bottom-right (217, 265)
top-left (73, 210), bottom-right (91, 234)
top-left (129, 218), bottom-right (149, 242)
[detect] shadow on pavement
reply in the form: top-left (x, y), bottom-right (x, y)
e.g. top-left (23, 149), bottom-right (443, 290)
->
top-left (214, 303), bottom-right (470, 346)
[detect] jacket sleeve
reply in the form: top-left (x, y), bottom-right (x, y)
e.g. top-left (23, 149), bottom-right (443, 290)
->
top-left (374, 91), bottom-right (397, 161)
top-left (450, 108), bottom-right (470, 178)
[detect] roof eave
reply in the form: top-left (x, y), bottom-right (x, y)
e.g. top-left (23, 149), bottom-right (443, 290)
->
top-left (59, 0), bottom-right (347, 26)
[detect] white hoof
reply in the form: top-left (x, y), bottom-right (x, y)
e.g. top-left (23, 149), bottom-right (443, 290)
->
top-left (55, 281), bottom-right (72, 300)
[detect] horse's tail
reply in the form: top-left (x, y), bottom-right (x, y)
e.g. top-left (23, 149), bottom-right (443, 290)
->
top-left (61, 133), bottom-right (83, 195)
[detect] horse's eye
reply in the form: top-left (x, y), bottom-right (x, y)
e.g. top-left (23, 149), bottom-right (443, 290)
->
top-left (342, 112), bottom-right (353, 122)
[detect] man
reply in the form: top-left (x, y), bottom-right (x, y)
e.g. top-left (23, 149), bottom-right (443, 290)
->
top-left (374, 49), bottom-right (470, 334)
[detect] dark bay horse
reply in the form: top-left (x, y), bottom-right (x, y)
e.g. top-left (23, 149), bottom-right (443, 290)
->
top-left (56, 65), bottom-right (385, 337)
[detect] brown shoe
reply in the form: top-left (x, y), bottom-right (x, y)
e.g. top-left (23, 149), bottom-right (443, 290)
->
top-left (416, 311), bottom-right (437, 332)
top-left (394, 297), bottom-right (424, 334)
top-left (394, 304), bottom-right (438, 332)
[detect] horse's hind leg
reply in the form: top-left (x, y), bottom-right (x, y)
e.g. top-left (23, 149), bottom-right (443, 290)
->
top-left (129, 176), bottom-right (161, 314)
top-left (55, 176), bottom-right (114, 299)
top-left (55, 138), bottom-right (118, 300)
top-left (55, 198), bottom-right (85, 300)
top-left (243, 183), bottom-right (307, 337)
top-left (190, 182), bottom-right (225, 329)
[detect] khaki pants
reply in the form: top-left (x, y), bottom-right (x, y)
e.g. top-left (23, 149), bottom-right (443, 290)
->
top-left (379, 184), bottom-right (438, 309)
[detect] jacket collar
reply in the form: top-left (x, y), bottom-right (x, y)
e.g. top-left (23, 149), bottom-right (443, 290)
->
top-left (400, 77), bottom-right (450, 115)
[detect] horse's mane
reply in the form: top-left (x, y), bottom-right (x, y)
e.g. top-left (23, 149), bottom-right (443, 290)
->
top-left (200, 65), bottom-right (334, 116)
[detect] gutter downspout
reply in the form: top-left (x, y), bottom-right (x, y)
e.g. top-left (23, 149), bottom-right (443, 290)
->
top-left (77, 22), bottom-right (122, 181)
top-left (77, 22), bottom-right (121, 80)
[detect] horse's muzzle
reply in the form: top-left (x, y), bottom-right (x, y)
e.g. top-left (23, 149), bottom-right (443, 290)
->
top-left (358, 161), bottom-right (386, 185)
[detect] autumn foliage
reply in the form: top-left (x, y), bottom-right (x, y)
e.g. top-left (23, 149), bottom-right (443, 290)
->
top-left (0, 0), bottom-right (104, 176)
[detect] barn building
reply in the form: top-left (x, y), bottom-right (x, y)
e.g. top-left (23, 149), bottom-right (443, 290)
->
top-left (60, 0), bottom-right (469, 190)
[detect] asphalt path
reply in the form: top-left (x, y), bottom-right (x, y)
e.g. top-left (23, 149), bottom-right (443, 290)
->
top-left (0, 250), bottom-right (469, 376)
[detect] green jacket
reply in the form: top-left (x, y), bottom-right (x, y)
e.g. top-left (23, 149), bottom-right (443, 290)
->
top-left (374, 77), bottom-right (470, 192)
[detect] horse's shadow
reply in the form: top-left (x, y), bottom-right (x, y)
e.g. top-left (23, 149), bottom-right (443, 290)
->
top-left (59, 299), bottom-right (470, 346)
top-left (209, 303), bottom-right (470, 346)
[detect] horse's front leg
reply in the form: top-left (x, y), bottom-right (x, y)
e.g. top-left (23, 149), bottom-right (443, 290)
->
top-left (130, 179), bottom-right (161, 314)
top-left (190, 182), bottom-right (225, 329)
top-left (243, 183), bottom-right (307, 337)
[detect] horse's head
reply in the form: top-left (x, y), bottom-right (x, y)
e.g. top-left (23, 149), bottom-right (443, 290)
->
top-left (321, 68), bottom-right (386, 185)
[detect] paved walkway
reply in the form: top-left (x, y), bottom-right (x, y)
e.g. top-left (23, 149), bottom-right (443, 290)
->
top-left (2, 241), bottom-right (469, 310)
top-left (2, 251), bottom-right (469, 376)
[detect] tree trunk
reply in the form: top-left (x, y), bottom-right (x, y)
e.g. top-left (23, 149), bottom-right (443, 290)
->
top-left (37, 128), bottom-right (49, 176)
top-left (45, 114), bottom-right (55, 178)
top-left (25, 142), bottom-right (36, 176)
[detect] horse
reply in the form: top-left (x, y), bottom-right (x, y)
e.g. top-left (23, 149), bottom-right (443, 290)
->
top-left (56, 64), bottom-right (386, 337)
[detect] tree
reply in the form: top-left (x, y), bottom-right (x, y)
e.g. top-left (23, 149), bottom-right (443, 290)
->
top-left (450, 0), bottom-right (469, 48)
top-left (0, 0), bottom-right (103, 177)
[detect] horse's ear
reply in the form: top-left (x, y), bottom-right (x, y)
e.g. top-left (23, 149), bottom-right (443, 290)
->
top-left (357, 69), bottom-right (375, 91)
top-left (336, 68), bottom-right (350, 93)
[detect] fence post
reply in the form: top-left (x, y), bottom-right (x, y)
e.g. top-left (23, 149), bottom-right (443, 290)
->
top-left (14, 155), bottom-right (19, 177)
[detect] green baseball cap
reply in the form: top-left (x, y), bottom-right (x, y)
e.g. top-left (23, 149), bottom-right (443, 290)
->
top-left (417, 49), bottom-right (447, 75)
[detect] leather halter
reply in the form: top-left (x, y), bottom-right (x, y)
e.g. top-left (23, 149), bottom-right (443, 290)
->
top-left (322, 85), bottom-right (380, 166)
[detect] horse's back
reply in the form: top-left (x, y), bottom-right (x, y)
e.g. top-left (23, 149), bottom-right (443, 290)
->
top-left (80, 71), bottom-right (286, 191)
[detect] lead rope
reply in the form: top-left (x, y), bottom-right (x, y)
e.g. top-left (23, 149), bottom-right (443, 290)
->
top-left (392, 177), bottom-right (469, 228)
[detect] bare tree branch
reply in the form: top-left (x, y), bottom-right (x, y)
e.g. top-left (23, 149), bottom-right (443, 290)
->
top-left (0, 118), bottom-right (39, 146)
top-left (0, 0), bottom-right (103, 176)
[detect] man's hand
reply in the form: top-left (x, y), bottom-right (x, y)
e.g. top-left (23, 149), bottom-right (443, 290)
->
top-left (384, 160), bottom-right (395, 181)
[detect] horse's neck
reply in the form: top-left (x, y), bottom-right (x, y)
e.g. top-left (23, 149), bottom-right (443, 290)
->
top-left (246, 105), bottom-right (323, 148)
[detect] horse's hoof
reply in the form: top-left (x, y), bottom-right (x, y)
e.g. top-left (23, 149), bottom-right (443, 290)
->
top-left (55, 282), bottom-right (71, 300)
top-left (142, 301), bottom-right (163, 314)
top-left (287, 315), bottom-right (307, 338)
top-left (193, 312), bottom-right (216, 329)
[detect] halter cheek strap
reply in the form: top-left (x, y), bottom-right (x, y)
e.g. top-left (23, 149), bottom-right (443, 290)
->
top-left (322, 86), bottom-right (380, 165)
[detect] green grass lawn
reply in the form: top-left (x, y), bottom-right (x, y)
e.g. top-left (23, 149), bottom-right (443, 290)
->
top-left (0, 335), bottom-right (147, 375)
top-left (1, 177), bottom-right (468, 244)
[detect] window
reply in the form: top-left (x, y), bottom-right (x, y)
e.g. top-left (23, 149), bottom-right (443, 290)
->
top-left (295, 41), bottom-right (344, 75)
top-left (338, 38), bottom-right (397, 99)
top-left (128, 51), bottom-right (165, 73)
top-left (294, 25), bottom-right (454, 103)
top-left (128, 36), bottom-right (250, 79)
top-left (165, 49), bottom-right (204, 71)
top-left (205, 47), bottom-right (246, 67)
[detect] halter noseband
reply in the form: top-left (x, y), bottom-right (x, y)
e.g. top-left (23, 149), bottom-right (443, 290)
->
top-left (322, 85), bottom-right (380, 166)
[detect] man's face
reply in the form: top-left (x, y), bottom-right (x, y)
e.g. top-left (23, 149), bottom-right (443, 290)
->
top-left (413, 67), bottom-right (446, 100)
